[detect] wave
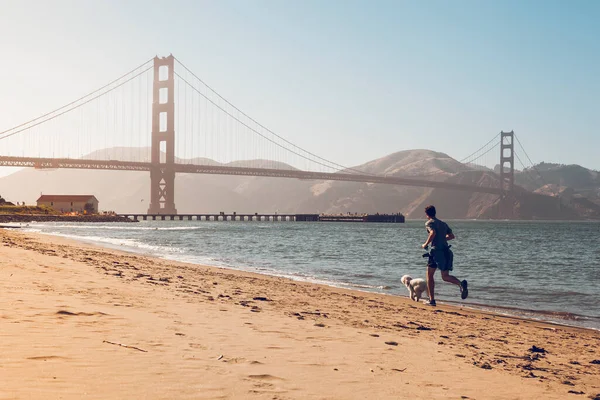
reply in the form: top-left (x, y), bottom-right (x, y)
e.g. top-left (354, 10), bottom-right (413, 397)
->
top-left (443, 300), bottom-right (600, 331)
top-left (22, 222), bottom-right (600, 331)
top-left (34, 231), bottom-right (185, 255)
top-left (460, 301), bottom-right (597, 322)
top-left (160, 252), bottom-right (395, 293)
top-left (27, 224), bottom-right (205, 231)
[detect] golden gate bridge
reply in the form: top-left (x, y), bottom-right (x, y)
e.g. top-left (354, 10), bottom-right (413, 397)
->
top-left (0, 55), bottom-right (532, 214)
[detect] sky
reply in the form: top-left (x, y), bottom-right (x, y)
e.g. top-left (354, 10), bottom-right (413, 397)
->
top-left (0, 0), bottom-right (598, 173)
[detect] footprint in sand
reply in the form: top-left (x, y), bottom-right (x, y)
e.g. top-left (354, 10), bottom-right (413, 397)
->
top-left (247, 374), bottom-right (284, 381)
top-left (56, 310), bottom-right (107, 317)
top-left (27, 355), bottom-right (69, 361)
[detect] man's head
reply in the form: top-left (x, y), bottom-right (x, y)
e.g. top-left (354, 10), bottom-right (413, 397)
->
top-left (424, 205), bottom-right (436, 218)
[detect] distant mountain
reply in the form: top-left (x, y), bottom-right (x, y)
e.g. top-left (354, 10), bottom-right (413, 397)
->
top-left (514, 162), bottom-right (600, 218)
top-left (516, 162), bottom-right (600, 191)
top-left (352, 149), bottom-right (467, 177)
top-left (1, 148), bottom-right (598, 219)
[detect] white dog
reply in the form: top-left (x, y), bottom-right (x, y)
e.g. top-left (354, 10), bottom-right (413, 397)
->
top-left (401, 275), bottom-right (428, 302)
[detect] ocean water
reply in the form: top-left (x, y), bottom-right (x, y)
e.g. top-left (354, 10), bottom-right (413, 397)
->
top-left (22, 220), bottom-right (600, 330)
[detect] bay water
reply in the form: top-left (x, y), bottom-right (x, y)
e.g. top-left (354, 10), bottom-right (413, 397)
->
top-left (24, 220), bottom-right (600, 330)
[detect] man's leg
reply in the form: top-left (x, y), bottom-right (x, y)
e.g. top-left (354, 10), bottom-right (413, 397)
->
top-left (441, 270), bottom-right (468, 299)
top-left (426, 266), bottom-right (436, 301)
top-left (440, 270), bottom-right (461, 286)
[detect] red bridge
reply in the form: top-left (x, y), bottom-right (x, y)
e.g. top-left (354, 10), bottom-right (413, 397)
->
top-left (0, 55), bottom-right (522, 213)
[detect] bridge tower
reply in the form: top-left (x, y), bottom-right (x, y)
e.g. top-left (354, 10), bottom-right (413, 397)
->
top-left (498, 130), bottom-right (515, 218)
top-left (148, 55), bottom-right (177, 214)
top-left (500, 130), bottom-right (514, 192)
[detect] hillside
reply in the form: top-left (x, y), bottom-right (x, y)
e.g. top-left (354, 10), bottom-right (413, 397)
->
top-left (514, 162), bottom-right (600, 217)
top-left (0, 148), bottom-right (598, 219)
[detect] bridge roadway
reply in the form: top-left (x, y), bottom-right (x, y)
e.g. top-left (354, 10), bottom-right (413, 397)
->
top-left (119, 213), bottom-right (405, 222)
top-left (121, 213), bottom-right (299, 221)
top-left (0, 156), bottom-right (503, 195)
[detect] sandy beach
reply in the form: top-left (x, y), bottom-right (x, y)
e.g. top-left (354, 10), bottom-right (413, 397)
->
top-left (1, 229), bottom-right (598, 400)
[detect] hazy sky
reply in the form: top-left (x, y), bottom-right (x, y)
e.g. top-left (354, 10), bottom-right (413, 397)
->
top-left (0, 0), bottom-right (598, 171)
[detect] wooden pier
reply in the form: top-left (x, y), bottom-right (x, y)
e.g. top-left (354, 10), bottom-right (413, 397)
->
top-left (317, 213), bottom-right (405, 223)
top-left (118, 213), bottom-right (405, 223)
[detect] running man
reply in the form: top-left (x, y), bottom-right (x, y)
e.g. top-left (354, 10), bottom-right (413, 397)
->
top-left (421, 205), bottom-right (468, 306)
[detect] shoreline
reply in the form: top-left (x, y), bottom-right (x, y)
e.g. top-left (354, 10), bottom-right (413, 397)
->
top-left (1, 229), bottom-right (599, 399)
top-left (23, 226), bottom-right (600, 332)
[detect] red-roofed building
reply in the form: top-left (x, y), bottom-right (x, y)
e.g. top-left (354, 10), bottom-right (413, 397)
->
top-left (36, 195), bottom-right (99, 214)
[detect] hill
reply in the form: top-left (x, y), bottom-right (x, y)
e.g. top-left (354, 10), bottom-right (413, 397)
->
top-left (0, 148), bottom-right (598, 219)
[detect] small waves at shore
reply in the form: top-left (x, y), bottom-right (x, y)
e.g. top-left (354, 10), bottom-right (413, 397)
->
top-left (22, 220), bottom-right (600, 330)
top-left (444, 301), bottom-right (600, 331)
top-left (34, 231), bottom-right (186, 255)
top-left (31, 226), bottom-right (397, 293)
top-left (29, 223), bottom-right (205, 231)
top-left (162, 252), bottom-right (396, 293)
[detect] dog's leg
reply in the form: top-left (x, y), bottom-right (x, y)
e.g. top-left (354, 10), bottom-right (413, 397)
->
top-left (409, 286), bottom-right (415, 301)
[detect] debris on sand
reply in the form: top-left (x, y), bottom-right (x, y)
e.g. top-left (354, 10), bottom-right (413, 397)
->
top-left (528, 345), bottom-right (547, 354)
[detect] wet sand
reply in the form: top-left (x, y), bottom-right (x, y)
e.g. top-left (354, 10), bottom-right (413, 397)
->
top-left (1, 229), bottom-right (599, 399)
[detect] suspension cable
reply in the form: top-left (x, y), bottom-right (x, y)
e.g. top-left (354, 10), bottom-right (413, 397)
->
top-left (0, 58), bottom-right (154, 137)
top-left (458, 132), bottom-right (501, 164)
top-left (173, 57), bottom-right (374, 175)
top-left (514, 151), bottom-right (538, 186)
top-left (0, 66), bottom-right (153, 142)
top-left (418, 133), bottom-right (500, 177)
top-left (514, 133), bottom-right (556, 194)
top-left (174, 71), bottom-right (374, 175)
top-left (514, 133), bottom-right (544, 179)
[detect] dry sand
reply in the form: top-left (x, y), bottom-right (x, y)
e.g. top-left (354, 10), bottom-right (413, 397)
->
top-left (1, 229), bottom-right (599, 400)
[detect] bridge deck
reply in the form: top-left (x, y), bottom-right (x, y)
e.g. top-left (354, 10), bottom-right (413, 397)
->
top-left (119, 213), bottom-right (405, 223)
top-left (0, 156), bottom-right (504, 194)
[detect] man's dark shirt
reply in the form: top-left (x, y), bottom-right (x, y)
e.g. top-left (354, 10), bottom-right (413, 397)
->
top-left (425, 218), bottom-right (453, 249)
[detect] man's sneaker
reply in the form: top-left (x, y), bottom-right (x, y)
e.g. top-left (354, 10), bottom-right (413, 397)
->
top-left (424, 299), bottom-right (437, 306)
top-left (460, 280), bottom-right (469, 300)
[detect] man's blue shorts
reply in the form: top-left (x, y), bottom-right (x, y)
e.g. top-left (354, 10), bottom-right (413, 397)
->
top-left (427, 247), bottom-right (454, 271)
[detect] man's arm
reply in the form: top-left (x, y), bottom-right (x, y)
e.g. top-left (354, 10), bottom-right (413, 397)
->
top-left (422, 229), bottom-right (435, 248)
top-left (446, 224), bottom-right (455, 240)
